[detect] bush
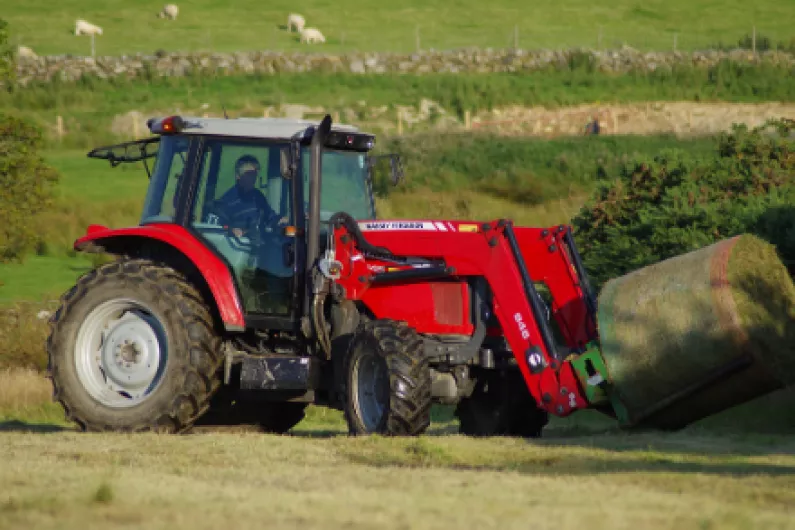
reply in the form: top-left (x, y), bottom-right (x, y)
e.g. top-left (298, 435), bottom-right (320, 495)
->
top-left (572, 119), bottom-right (795, 290)
top-left (0, 113), bottom-right (60, 262)
top-left (0, 18), bottom-right (14, 88)
top-left (0, 301), bottom-right (54, 371)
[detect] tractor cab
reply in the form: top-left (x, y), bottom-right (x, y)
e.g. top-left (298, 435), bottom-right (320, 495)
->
top-left (87, 115), bottom-right (403, 323)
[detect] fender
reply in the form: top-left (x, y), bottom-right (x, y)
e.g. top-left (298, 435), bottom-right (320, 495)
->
top-left (74, 223), bottom-right (245, 331)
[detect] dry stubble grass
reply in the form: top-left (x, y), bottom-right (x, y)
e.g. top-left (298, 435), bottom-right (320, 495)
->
top-left (0, 370), bottom-right (794, 530)
top-left (0, 424), bottom-right (794, 530)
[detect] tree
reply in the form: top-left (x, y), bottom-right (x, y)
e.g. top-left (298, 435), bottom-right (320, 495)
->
top-left (0, 113), bottom-right (60, 262)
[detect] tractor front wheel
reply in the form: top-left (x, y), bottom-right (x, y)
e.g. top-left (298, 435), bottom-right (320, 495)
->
top-left (455, 370), bottom-right (549, 438)
top-left (343, 319), bottom-right (432, 436)
top-left (47, 258), bottom-right (223, 433)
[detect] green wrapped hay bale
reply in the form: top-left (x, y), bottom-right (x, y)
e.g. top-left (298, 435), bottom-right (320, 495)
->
top-left (597, 234), bottom-right (795, 430)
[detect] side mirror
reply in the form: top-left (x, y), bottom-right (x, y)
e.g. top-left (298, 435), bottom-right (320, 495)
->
top-left (367, 153), bottom-right (405, 186)
top-left (280, 147), bottom-right (292, 179)
top-left (389, 154), bottom-right (405, 185)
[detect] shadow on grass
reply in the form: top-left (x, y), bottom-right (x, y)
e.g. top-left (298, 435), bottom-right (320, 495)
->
top-left (0, 420), bottom-right (70, 433)
top-left (339, 440), bottom-right (795, 478)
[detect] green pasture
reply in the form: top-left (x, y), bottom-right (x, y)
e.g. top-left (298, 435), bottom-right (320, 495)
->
top-left (4, 0), bottom-right (795, 55)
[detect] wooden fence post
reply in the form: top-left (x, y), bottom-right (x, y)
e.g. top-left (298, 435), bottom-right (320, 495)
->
top-left (56, 115), bottom-right (64, 140)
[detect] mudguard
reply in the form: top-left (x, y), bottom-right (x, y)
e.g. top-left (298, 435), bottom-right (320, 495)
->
top-left (74, 223), bottom-right (245, 331)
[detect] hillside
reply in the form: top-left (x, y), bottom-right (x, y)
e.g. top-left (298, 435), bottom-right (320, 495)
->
top-left (4, 0), bottom-right (795, 56)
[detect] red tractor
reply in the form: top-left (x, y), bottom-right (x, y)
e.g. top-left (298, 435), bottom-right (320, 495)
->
top-left (47, 114), bottom-right (609, 436)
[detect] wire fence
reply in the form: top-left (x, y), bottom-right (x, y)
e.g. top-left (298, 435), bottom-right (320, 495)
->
top-left (10, 20), bottom-right (795, 58)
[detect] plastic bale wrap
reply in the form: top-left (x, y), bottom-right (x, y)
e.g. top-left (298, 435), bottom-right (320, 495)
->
top-left (596, 234), bottom-right (795, 430)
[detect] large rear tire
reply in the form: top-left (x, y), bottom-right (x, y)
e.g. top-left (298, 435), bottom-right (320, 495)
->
top-left (343, 319), bottom-right (432, 436)
top-left (456, 370), bottom-right (549, 438)
top-left (46, 258), bottom-right (223, 433)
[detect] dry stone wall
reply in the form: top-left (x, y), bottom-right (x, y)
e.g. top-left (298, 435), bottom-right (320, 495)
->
top-left (14, 47), bottom-right (795, 86)
top-left (471, 102), bottom-right (795, 137)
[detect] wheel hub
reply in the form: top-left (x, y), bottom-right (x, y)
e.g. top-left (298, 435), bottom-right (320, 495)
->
top-left (101, 312), bottom-right (161, 390)
top-left (354, 352), bottom-right (390, 431)
top-left (74, 298), bottom-right (168, 408)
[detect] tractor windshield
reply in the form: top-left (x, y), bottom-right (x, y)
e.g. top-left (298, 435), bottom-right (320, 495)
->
top-left (300, 148), bottom-right (375, 222)
top-left (140, 135), bottom-right (191, 224)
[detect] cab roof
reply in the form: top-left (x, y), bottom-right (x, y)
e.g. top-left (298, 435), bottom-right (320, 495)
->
top-left (149, 115), bottom-right (362, 140)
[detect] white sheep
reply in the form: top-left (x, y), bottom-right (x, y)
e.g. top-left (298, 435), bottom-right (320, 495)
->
top-left (74, 19), bottom-right (103, 36)
top-left (158, 4), bottom-right (179, 20)
top-left (300, 27), bottom-right (325, 44)
top-left (17, 45), bottom-right (37, 59)
top-left (287, 13), bottom-right (305, 33)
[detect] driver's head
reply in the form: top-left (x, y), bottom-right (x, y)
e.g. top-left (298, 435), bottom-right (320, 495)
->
top-left (234, 155), bottom-right (260, 192)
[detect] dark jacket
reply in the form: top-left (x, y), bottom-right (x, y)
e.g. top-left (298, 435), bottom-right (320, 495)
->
top-left (212, 184), bottom-right (279, 235)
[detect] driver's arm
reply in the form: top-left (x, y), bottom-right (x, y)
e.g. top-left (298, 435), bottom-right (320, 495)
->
top-left (255, 191), bottom-right (287, 226)
top-left (206, 198), bottom-right (233, 228)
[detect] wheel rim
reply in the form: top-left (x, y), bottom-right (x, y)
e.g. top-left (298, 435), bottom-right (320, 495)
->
top-left (74, 298), bottom-right (168, 408)
top-left (352, 351), bottom-right (390, 432)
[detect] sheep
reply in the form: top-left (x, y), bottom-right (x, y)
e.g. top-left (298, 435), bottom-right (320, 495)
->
top-left (158, 4), bottom-right (179, 20)
top-left (74, 19), bottom-right (103, 36)
top-left (17, 45), bottom-right (37, 59)
top-left (300, 27), bottom-right (325, 44)
top-left (287, 13), bottom-right (305, 33)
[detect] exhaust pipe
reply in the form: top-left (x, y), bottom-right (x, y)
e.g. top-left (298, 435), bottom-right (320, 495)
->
top-left (306, 114), bottom-right (333, 280)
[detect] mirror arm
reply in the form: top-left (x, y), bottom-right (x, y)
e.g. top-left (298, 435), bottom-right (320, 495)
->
top-left (142, 158), bottom-right (152, 180)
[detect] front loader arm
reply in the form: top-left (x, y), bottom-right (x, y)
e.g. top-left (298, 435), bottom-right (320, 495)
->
top-left (330, 216), bottom-right (606, 418)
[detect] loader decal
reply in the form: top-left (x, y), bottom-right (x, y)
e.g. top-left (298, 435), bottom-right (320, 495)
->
top-left (514, 312), bottom-right (531, 340)
top-left (359, 221), bottom-right (439, 231)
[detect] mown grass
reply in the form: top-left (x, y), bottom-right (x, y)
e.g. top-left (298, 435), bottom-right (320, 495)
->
top-left (0, 368), bottom-right (794, 530)
top-left (5, 0), bottom-right (795, 56)
top-left (7, 62), bottom-right (795, 149)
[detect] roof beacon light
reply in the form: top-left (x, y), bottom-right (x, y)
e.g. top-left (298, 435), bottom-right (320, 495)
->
top-left (147, 115), bottom-right (186, 135)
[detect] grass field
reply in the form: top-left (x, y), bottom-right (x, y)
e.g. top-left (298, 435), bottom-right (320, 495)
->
top-left (4, 0), bottom-right (795, 56)
top-left (1, 369), bottom-right (794, 530)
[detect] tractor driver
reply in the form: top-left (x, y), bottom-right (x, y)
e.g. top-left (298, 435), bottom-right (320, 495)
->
top-left (210, 154), bottom-right (287, 239)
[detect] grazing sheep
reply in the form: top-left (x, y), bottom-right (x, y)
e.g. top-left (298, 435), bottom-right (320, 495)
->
top-left (287, 13), bottom-right (305, 33)
top-left (158, 4), bottom-right (179, 20)
top-left (74, 19), bottom-right (103, 36)
top-left (300, 27), bottom-right (325, 44)
top-left (17, 45), bottom-right (37, 59)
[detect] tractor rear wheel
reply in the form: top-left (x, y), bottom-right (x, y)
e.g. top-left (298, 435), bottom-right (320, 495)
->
top-left (455, 370), bottom-right (549, 438)
top-left (343, 319), bottom-right (432, 436)
top-left (47, 258), bottom-right (223, 433)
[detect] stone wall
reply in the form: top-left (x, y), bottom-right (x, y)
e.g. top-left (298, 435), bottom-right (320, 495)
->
top-left (471, 102), bottom-right (795, 137)
top-left (14, 47), bottom-right (795, 86)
